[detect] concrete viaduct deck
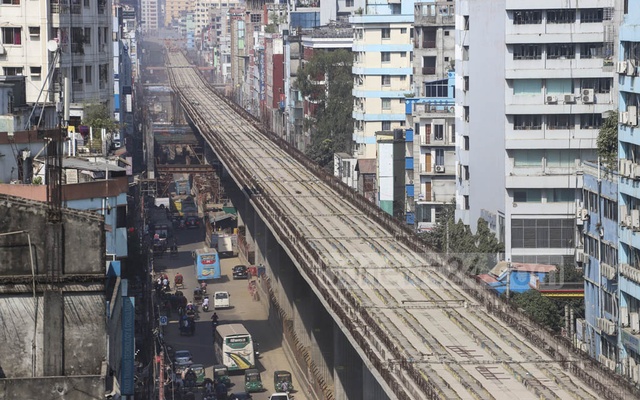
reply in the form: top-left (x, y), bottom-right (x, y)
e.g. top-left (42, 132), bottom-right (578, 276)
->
top-left (164, 50), bottom-right (636, 400)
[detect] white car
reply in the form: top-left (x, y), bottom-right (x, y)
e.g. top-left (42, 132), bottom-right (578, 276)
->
top-left (268, 393), bottom-right (291, 400)
top-left (213, 291), bottom-right (230, 309)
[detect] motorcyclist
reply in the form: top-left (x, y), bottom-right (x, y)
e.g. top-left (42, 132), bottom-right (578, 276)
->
top-left (200, 281), bottom-right (207, 293)
top-left (211, 312), bottom-right (219, 328)
top-left (202, 297), bottom-right (209, 311)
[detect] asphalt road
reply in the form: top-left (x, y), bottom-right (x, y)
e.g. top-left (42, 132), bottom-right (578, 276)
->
top-left (155, 226), bottom-right (303, 400)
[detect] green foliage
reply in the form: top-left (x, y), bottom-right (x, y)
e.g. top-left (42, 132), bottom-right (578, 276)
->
top-left (32, 176), bottom-right (43, 185)
top-left (265, 24), bottom-right (277, 34)
top-left (420, 200), bottom-right (503, 274)
top-left (82, 104), bottom-right (118, 137)
top-left (297, 49), bottom-right (353, 168)
top-left (511, 290), bottom-right (563, 332)
top-left (596, 111), bottom-right (618, 171)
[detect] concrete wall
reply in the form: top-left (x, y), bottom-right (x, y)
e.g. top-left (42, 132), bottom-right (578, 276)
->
top-left (0, 194), bottom-right (105, 276)
top-left (0, 374), bottom-right (105, 400)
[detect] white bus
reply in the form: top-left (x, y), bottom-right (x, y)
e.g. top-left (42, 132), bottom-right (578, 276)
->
top-left (214, 324), bottom-right (255, 371)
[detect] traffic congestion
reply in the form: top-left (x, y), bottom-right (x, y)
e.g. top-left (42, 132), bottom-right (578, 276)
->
top-left (153, 224), bottom-right (301, 400)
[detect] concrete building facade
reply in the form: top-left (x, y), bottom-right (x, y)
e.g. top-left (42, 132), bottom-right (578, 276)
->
top-left (455, 0), bottom-right (621, 264)
top-left (617, 0), bottom-right (640, 384)
top-left (141, 0), bottom-right (160, 33)
top-left (1, 0), bottom-right (114, 123)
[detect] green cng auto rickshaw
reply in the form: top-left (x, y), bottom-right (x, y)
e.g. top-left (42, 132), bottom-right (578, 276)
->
top-left (189, 364), bottom-right (206, 386)
top-left (244, 368), bottom-right (263, 393)
top-left (213, 364), bottom-right (231, 387)
top-left (274, 370), bottom-right (293, 393)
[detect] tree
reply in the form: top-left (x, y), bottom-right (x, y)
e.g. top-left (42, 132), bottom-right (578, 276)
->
top-left (297, 49), bottom-right (353, 168)
top-left (511, 290), bottom-right (563, 332)
top-left (596, 111), bottom-right (618, 172)
top-left (82, 103), bottom-right (118, 136)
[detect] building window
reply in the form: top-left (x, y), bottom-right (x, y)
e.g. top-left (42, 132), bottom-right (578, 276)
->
top-left (381, 75), bottom-right (391, 86)
top-left (346, 0), bottom-right (354, 6)
top-left (463, 195), bottom-right (470, 210)
top-left (382, 98), bottom-right (391, 110)
top-left (84, 27), bottom-right (91, 44)
top-left (3, 67), bottom-right (23, 76)
top-left (513, 149), bottom-right (543, 167)
top-left (382, 121), bottom-right (391, 130)
top-left (513, 115), bottom-right (542, 130)
top-left (400, 75), bottom-right (406, 81)
top-left (602, 197), bottom-right (617, 221)
top-left (546, 149), bottom-right (579, 167)
top-left (434, 125), bottom-right (444, 141)
top-left (85, 65), bottom-right (92, 84)
top-left (381, 52), bottom-right (390, 62)
top-left (425, 79), bottom-right (448, 97)
top-left (514, 189), bottom-right (542, 203)
top-left (581, 8), bottom-right (604, 23)
top-left (547, 43), bottom-right (575, 59)
top-left (513, 10), bottom-right (542, 24)
top-left (547, 189), bottom-right (574, 202)
top-left (400, 28), bottom-right (406, 34)
top-left (250, 14), bottom-right (261, 23)
top-left (30, 66), bottom-right (41, 76)
top-left (28, 27), bottom-right (40, 37)
top-left (513, 44), bottom-right (541, 60)
top-left (580, 43), bottom-right (604, 59)
top-left (381, 28), bottom-right (390, 39)
top-left (581, 78), bottom-right (611, 94)
top-left (1, 27), bottom-right (22, 45)
top-left (546, 114), bottom-right (573, 130)
top-left (547, 9), bottom-right (576, 24)
top-left (511, 218), bottom-right (574, 248)
top-left (1, 0), bottom-right (20, 4)
top-left (464, 136), bottom-right (469, 150)
top-left (580, 114), bottom-right (603, 129)
top-left (435, 148), bottom-right (444, 165)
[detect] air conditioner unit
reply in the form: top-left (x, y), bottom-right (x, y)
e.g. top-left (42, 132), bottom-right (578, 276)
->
top-left (434, 165), bottom-right (445, 173)
top-left (621, 205), bottom-right (629, 225)
top-left (621, 307), bottom-right (629, 327)
top-left (627, 59), bottom-right (637, 76)
top-left (564, 94), bottom-right (576, 104)
top-left (627, 214), bottom-right (633, 227)
top-left (546, 95), bottom-right (558, 104)
top-left (620, 159), bottom-right (629, 177)
top-left (618, 60), bottom-right (629, 74)
top-left (620, 111), bottom-right (630, 125)
top-left (633, 209), bottom-right (640, 229)
top-left (630, 312), bottom-right (640, 332)
top-left (582, 88), bottom-right (595, 104)
top-left (628, 105), bottom-right (638, 127)
top-left (580, 208), bottom-right (589, 221)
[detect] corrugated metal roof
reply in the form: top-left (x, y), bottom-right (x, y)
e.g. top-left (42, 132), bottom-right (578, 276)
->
top-left (62, 157), bottom-right (126, 172)
top-left (355, 158), bottom-right (376, 174)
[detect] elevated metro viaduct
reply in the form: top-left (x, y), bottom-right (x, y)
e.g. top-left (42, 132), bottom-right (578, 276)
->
top-left (167, 50), bottom-right (638, 400)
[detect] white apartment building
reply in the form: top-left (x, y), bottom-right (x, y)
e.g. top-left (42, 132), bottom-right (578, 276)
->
top-left (141, 0), bottom-right (160, 33)
top-left (1, 0), bottom-right (113, 124)
top-left (455, 0), bottom-right (621, 264)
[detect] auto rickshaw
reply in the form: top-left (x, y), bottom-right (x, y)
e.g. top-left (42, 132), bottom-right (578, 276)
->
top-left (213, 364), bottom-right (231, 387)
top-left (187, 364), bottom-right (206, 386)
top-left (244, 368), bottom-right (263, 393)
top-left (274, 370), bottom-right (293, 393)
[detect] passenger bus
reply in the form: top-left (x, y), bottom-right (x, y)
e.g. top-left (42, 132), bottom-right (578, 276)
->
top-left (214, 324), bottom-right (255, 371)
top-left (194, 247), bottom-right (221, 280)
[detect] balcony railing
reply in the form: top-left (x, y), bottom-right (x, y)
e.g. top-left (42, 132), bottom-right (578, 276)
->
top-left (422, 67), bottom-right (436, 75)
top-left (422, 40), bottom-right (436, 49)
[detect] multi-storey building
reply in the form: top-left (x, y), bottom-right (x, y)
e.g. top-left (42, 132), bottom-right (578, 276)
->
top-left (141, 0), bottom-right (159, 33)
top-left (455, 1), bottom-right (621, 264)
top-left (408, 1), bottom-right (455, 229)
top-left (350, 0), bottom-right (413, 216)
top-left (1, 0), bottom-right (113, 124)
top-left (166, 0), bottom-right (195, 28)
top-left (617, 0), bottom-right (640, 384)
top-left (576, 162), bottom-right (619, 366)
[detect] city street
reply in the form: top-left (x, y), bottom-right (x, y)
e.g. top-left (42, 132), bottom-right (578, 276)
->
top-left (154, 226), bottom-right (303, 400)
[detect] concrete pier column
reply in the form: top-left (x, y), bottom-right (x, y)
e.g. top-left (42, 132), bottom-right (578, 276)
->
top-left (334, 323), bottom-right (363, 400)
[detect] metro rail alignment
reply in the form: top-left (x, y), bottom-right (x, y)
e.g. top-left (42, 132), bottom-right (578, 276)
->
top-left (165, 50), bottom-right (630, 399)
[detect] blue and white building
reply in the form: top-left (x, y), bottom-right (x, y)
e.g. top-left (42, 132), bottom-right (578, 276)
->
top-left (350, 0), bottom-right (414, 215)
top-left (576, 162), bottom-right (618, 365)
top-left (617, 0), bottom-right (640, 383)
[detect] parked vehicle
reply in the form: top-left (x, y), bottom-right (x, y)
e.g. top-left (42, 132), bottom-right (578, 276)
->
top-left (273, 370), bottom-right (293, 393)
top-left (268, 393), bottom-right (292, 400)
top-left (213, 364), bottom-right (231, 387)
top-left (214, 291), bottom-right (230, 309)
top-left (244, 369), bottom-right (263, 393)
top-left (232, 265), bottom-right (249, 279)
top-left (187, 364), bottom-right (206, 386)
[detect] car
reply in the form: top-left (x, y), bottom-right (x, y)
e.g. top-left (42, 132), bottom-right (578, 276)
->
top-left (228, 392), bottom-right (253, 400)
top-left (214, 291), bottom-right (230, 309)
top-left (232, 265), bottom-right (248, 279)
top-left (174, 350), bottom-right (193, 367)
top-left (268, 393), bottom-right (291, 400)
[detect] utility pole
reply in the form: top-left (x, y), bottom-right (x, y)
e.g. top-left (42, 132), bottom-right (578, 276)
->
top-left (506, 259), bottom-right (512, 299)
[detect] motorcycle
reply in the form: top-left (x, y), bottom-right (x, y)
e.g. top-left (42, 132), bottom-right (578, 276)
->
top-left (200, 282), bottom-right (207, 294)
top-left (202, 296), bottom-right (210, 312)
top-left (254, 342), bottom-right (260, 358)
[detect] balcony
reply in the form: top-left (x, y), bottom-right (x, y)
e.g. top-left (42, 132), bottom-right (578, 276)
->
top-left (422, 40), bottom-right (436, 49)
top-left (422, 67), bottom-right (436, 75)
top-left (620, 263), bottom-right (640, 284)
top-left (601, 262), bottom-right (616, 281)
